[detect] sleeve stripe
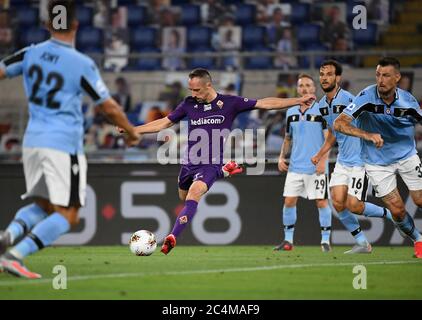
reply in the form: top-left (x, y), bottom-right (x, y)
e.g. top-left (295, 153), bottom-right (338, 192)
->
top-left (81, 76), bottom-right (100, 101)
top-left (352, 103), bottom-right (384, 118)
top-left (393, 108), bottom-right (422, 122)
top-left (2, 50), bottom-right (26, 66)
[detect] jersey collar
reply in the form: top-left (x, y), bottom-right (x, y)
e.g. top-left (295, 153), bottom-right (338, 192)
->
top-left (376, 87), bottom-right (399, 107)
top-left (50, 37), bottom-right (74, 48)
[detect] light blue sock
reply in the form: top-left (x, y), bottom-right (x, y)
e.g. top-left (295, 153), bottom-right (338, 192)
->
top-left (363, 203), bottom-right (393, 221)
top-left (6, 204), bottom-right (48, 244)
top-left (394, 213), bottom-right (422, 242)
top-left (283, 206), bottom-right (296, 243)
top-left (319, 206), bottom-right (332, 243)
top-left (338, 209), bottom-right (368, 245)
top-left (9, 213), bottom-right (70, 260)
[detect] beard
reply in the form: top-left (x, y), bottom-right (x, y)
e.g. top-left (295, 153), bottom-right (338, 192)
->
top-left (321, 82), bottom-right (336, 93)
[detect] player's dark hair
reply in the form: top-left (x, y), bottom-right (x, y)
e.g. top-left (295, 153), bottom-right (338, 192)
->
top-left (48, 0), bottom-right (76, 32)
top-left (189, 68), bottom-right (212, 83)
top-left (298, 73), bottom-right (314, 83)
top-left (378, 57), bottom-right (400, 71)
top-left (320, 60), bottom-right (343, 76)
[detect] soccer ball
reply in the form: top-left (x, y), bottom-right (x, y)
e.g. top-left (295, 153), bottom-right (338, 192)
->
top-left (129, 230), bottom-right (157, 256)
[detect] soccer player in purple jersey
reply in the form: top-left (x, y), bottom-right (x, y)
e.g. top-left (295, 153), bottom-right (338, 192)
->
top-left (127, 68), bottom-right (315, 255)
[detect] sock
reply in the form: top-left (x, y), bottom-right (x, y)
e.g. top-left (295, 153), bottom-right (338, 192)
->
top-left (362, 203), bottom-right (393, 221)
top-left (393, 212), bottom-right (422, 242)
top-left (337, 209), bottom-right (368, 245)
top-left (6, 204), bottom-right (48, 244)
top-left (171, 200), bottom-right (198, 238)
top-left (319, 206), bottom-right (332, 244)
top-left (283, 206), bottom-right (296, 243)
top-left (9, 213), bottom-right (70, 260)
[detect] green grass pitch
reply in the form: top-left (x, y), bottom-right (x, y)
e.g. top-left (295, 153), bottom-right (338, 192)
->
top-left (0, 246), bottom-right (421, 300)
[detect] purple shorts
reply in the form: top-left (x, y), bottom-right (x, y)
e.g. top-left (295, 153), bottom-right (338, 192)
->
top-left (178, 164), bottom-right (224, 191)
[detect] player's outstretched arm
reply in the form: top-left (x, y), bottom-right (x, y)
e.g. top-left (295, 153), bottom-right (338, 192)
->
top-left (311, 128), bottom-right (336, 165)
top-left (0, 68), bottom-right (6, 80)
top-left (334, 113), bottom-right (384, 148)
top-left (134, 117), bottom-right (175, 134)
top-left (255, 94), bottom-right (316, 110)
top-left (98, 98), bottom-right (140, 146)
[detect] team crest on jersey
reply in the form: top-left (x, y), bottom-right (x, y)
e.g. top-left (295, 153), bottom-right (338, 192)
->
top-left (385, 108), bottom-right (391, 114)
top-left (204, 104), bottom-right (212, 111)
top-left (217, 100), bottom-right (224, 109)
top-left (194, 104), bottom-right (198, 109)
top-left (179, 215), bottom-right (188, 224)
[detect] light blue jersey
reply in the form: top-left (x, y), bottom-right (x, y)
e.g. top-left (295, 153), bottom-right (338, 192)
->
top-left (286, 102), bottom-right (327, 174)
top-left (0, 38), bottom-right (110, 154)
top-left (319, 88), bottom-right (363, 167)
top-left (342, 84), bottom-right (422, 165)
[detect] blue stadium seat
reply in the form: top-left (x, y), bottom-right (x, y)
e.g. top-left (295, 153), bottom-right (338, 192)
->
top-left (296, 24), bottom-right (321, 46)
top-left (187, 26), bottom-right (212, 48)
top-left (130, 27), bottom-right (158, 51)
top-left (16, 7), bottom-right (38, 27)
top-left (127, 5), bottom-right (148, 27)
top-left (352, 22), bottom-right (378, 47)
top-left (299, 43), bottom-right (328, 69)
top-left (245, 48), bottom-right (273, 70)
top-left (180, 5), bottom-right (201, 26)
top-left (136, 48), bottom-right (162, 71)
top-left (19, 27), bottom-right (49, 47)
top-left (290, 3), bottom-right (310, 24)
top-left (76, 6), bottom-right (93, 27)
top-left (242, 25), bottom-right (266, 50)
top-left (188, 48), bottom-right (216, 69)
top-left (235, 4), bottom-right (256, 26)
top-left (76, 27), bottom-right (103, 53)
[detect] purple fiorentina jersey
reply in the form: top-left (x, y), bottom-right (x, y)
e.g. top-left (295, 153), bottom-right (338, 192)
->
top-left (168, 93), bottom-right (257, 165)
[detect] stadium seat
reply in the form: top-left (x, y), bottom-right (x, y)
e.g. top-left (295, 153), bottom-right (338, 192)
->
top-left (76, 6), bottom-right (93, 27)
top-left (180, 4), bottom-right (201, 26)
top-left (16, 7), bottom-right (38, 27)
top-left (188, 48), bottom-right (216, 70)
top-left (19, 27), bottom-right (49, 47)
top-left (245, 48), bottom-right (273, 70)
top-left (296, 24), bottom-right (322, 46)
top-left (76, 27), bottom-right (104, 53)
top-left (352, 22), bottom-right (378, 47)
top-left (127, 5), bottom-right (148, 27)
top-left (130, 27), bottom-right (158, 51)
top-left (187, 26), bottom-right (213, 48)
top-left (290, 3), bottom-right (310, 24)
top-left (235, 4), bottom-right (256, 26)
top-left (299, 43), bottom-right (328, 69)
top-left (136, 48), bottom-right (162, 71)
top-left (242, 25), bottom-right (266, 50)
top-left (172, 0), bottom-right (192, 6)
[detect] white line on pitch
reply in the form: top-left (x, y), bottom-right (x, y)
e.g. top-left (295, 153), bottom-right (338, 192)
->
top-left (0, 260), bottom-right (420, 287)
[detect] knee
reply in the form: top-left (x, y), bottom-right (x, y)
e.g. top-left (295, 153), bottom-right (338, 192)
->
top-left (414, 198), bottom-right (422, 208)
top-left (347, 198), bottom-right (364, 214)
top-left (332, 199), bottom-right (346, 213)
top-left (54, 207), bottom-right (80, 227)
top-left (316, 199), bottom-right (328, 209)
top-left (187, 183), bottom-right (207, 201)
top-left (284, 197), bottom-right (297, 208)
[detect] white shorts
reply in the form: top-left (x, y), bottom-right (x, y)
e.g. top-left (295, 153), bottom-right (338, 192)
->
top-left (22, 147), bottom-right (87, 207)
top-left (365, 154), bottom-right (422, 198)
top-left (329, 163), bottom-right (369, 201)
top-left (283, 171), bottom-right (329, 199)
